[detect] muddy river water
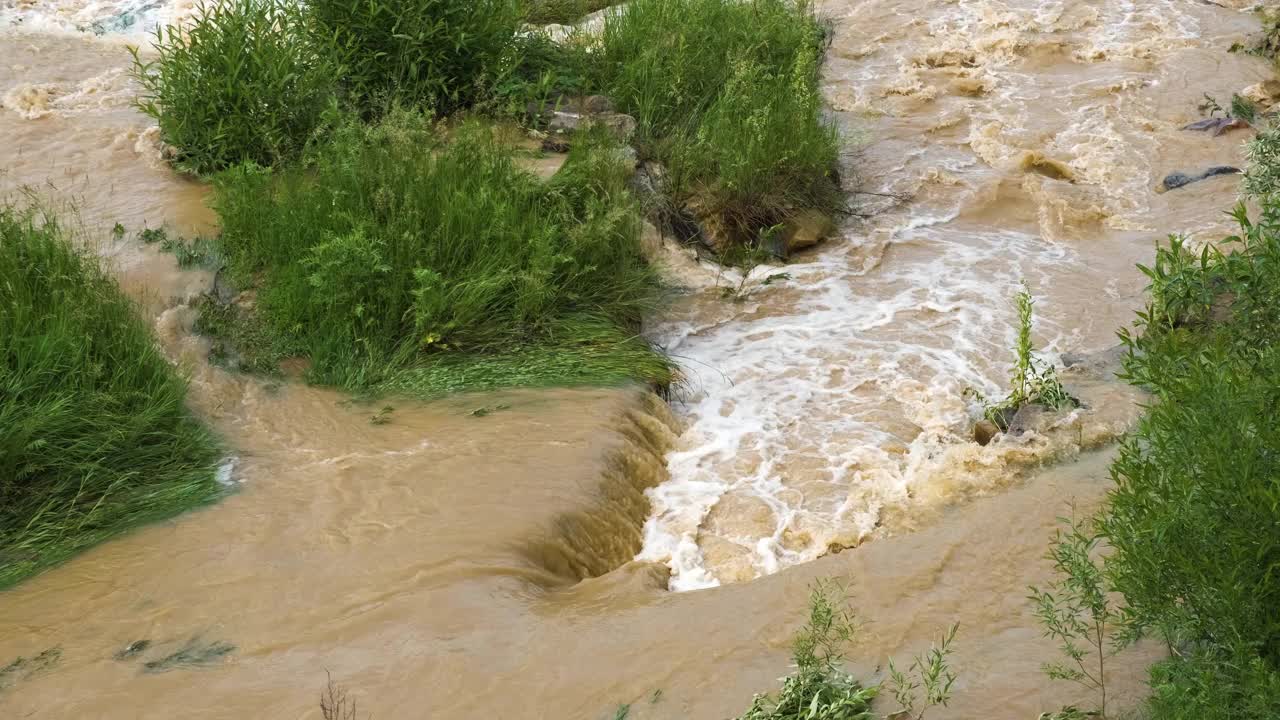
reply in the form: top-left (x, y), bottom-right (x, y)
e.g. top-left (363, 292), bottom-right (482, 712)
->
top-left (0, 0), bottom-right (1275, 717)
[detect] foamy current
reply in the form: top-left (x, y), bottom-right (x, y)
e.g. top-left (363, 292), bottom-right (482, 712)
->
top-left (0, 0), bottom-right (190, 35)
top-left (637, 0), bottom-right (1266, 590)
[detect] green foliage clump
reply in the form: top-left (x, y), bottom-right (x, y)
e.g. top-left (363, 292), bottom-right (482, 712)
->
top-left (736, 581), bottom-right (877, 720)
top-left (0, 207), bottom-right (222, 589)
top-left (305, 0), bottom-right (521, 115)
top-left (1062, 123), bottom-right (1280, 719)
top-left (592, 0), bottom-right (842, 253)
top-left (207, 112), bottom-right (671, 396)
top-left (130, 0), bottom-right (336, 174)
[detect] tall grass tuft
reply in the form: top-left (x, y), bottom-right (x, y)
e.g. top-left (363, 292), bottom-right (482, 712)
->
top-left (0, 207), bottom-right (222, 589)
top-left (130, 0), bottom-right (336, 175)
top-left (592, 0), bottom-right (842, 255)
top-left (207, 111), bottom-right (671, 396)
top-left (304, 0), bottom-right (521, 116)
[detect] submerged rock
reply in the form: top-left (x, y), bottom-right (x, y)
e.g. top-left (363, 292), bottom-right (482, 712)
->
top-left (1158, 166), bottom-right (1240, 193)
top-left (546, 109), bottom-right (637, 144)
top-left (973, 419), bottom-right (1000, 446)
top-left (782, 209), bottom-right (837, 255)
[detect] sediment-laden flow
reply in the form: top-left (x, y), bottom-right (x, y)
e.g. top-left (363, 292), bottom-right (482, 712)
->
top-left (637, 0), bottom-right (1273, 590)
top-left (0, 0), bottom-right (1273, 718)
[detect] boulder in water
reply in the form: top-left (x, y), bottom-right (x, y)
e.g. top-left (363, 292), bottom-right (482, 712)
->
top-left (974, 419), bottom-right (1000, 446)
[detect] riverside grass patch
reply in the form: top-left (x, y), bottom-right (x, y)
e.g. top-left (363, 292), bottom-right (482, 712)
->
top-left (592, 0), bottom-right (842, 252)
top-left (0, 207), bottom-right (222, 590)
top-left (130, 0), bottom-right (336, 175)
top-left (205, 112), bottom-right (672, 397)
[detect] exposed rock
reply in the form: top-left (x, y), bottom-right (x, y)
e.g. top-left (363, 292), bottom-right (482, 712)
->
top-left (211, 266), bottom-right (237, 306)
top-left (579, 94), bottom-right (614, 114)
top-left (782, 209), bottom-right (837, 255)
top-left (1062, 344), bottom-right (1127, 380)
top-left (1006, 402), bottom-right (1081, 438)
top-left (973, 419), bottom-right (1000, 446)
top-left (683, 193), bottom-right (735, 254)
top-left (1241, 79), bottom-right (1280, 106)
top-left (546, 109), bottom-right (637, 144)
top-left (540, 136), bottom-right (572, 153)
top-left (1158, 165), bottom-right (1240, 193)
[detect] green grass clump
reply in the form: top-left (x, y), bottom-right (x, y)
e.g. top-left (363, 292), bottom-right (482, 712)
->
top-left (591, 0), bottom-right (840, 254)
top-left (524, 0), bottom-right (614, 24)
top-left (130, 0), bottom-right (336, 175)
top-left (206, 111), bottom-right (671, 396)
top-left (0, 208), bottom-right (222, 590)
top-left (305, 0), bottom-right (521, 116)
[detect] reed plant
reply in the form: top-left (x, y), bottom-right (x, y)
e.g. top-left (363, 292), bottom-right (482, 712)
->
top-left (0, 207), bottom-right (222, 589)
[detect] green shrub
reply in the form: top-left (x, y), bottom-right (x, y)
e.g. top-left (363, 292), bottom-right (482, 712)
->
top-left (1102, 338), bottom-right (1280, 665)
top-left (736, 581), bottom-right (877, 720)
top-left (1146, 651), bottom-right (1280, 720)
top-left (305, 0), bottom-right (521, 115)
top-left (130, 0), bottom-right (335, 174)
top-left (1075, 124), bottom-right (1280, 718)
top-left (485, 32), bottom-right (592, 126)
top-left (969, 285), bottom-right (1075, 429)
top-left (207, 112), bottom-right (671, 395)
top-left (0, 207), bottom-right (222, 589)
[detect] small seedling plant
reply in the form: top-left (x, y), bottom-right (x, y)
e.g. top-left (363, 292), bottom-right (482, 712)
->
top-left (886, 624), bottom-right (960, 720)
top-left (970, 283), bottom-right (1075, 430)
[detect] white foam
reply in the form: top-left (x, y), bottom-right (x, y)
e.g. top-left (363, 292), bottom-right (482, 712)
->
top-left (0, 0), bottom-right (193, 36)
top-left (638, 0), bottom-right (1207, 590)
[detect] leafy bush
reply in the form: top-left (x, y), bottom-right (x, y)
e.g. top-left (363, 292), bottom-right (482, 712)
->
top-left (886, 624), bottom-right (960, 720)
top-left (1145, 651), bottom-right (1280, 720)
top-left (207, 112), bottom-right (671, 395)
top-left (1067, 124), bottom-right (1280, 718)
top-left (736, 581), bottom-right (877, 720)
top-left (592, 0), bottom-right (841, 254)
top-left (0, 207), bottom-right (222, 589)
top-left (130, 0), bottom-right (335, 174)
top-left (305, 0), bottom-right (521, 115)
